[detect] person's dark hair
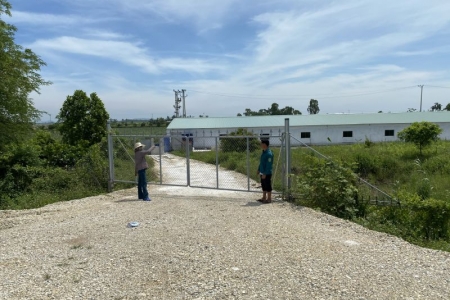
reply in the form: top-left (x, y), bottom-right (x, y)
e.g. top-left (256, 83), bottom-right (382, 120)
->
top-left (261, 139), bottom-right (269, 147)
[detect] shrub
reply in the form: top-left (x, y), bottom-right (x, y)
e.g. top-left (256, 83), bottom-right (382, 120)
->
top-left (353, 153), bottom-right (378, 177)
top-left (295, 160), bottom-right (361, 219)
top-left (417, 178), bottom-right (432, 200)
top-left (394, 190), bottom-right (450, 240)
top-left (364, 136), bottom-right (374, 148)
top-left (75, 144), bottom-right (109, 189)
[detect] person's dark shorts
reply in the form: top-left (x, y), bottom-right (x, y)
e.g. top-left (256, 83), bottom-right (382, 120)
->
top-left (260, 174), bottom-right (272, 192)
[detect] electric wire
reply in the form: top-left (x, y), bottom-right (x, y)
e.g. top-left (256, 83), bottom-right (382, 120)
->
top-left (189, 86), bottom-right (418, 100)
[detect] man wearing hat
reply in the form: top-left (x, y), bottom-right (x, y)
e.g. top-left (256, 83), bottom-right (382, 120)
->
top-left (134, 142), bottom-right (155, 201)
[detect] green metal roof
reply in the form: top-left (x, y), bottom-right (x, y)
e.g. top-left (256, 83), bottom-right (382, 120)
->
top-left (167, 112), bottom-right (450, 130)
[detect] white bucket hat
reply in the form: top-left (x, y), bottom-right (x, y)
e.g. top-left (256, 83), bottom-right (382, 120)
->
top-left (134, 142), bottom-right (145, 150)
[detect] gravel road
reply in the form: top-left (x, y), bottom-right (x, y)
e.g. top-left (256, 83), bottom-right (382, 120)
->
top-left (1, 184), bottom-right (450, 299)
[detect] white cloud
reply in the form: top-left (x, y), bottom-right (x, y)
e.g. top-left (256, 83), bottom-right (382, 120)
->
top-left (236, 0), bottom-right (450, 87)
top-left (19, 0), bottom-right (450, 118)
top-left (83, 30), bottom-right (130, 40)
top-left (29, 37), bottom-right (224, 74)
top-left (10, 10), bottom-right (105, 26)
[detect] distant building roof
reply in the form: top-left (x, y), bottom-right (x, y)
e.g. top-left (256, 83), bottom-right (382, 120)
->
top-left (167, 112), bottom-right (450, 130)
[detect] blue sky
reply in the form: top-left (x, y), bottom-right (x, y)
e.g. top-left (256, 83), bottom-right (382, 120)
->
top-left (7, 0), bottom-right (450, 120)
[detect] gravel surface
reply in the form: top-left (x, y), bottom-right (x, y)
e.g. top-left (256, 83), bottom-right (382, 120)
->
top-left (1, 185), bottom-right (450, 300)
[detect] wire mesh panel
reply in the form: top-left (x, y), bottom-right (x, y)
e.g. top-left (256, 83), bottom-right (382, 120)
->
top-left (288, 134), bottom-right (398, 206)
top-left (187, 136), bottom-right (219, 189)
top-left (160, 136), bottom-right (188, 186)
top-left (216, 136), bottom-right (254, 191)
top-left (111, 135), bottom-right (162, 185)
top-left (185, 135), bottom-right (285, 193)
top-left (108, 130), bottom-right (286, 193)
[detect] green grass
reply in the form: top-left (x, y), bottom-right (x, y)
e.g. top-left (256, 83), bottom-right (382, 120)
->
top-left (178, 141), bottom-right (450, 251)
top-left (292, 141), bottom-right (450, 202)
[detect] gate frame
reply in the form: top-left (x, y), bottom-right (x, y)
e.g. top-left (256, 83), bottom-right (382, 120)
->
top-left (107, 120), bottom-right (291, 195)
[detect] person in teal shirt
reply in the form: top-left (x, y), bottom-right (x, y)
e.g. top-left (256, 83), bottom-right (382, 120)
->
top-left (257, 139), bottom-right (273, 203)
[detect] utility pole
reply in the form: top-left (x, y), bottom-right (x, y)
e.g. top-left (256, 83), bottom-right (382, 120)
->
top-left (418, 85), bottom-right (424, 112)
top-left (181, 89), bottom-right (187, 118)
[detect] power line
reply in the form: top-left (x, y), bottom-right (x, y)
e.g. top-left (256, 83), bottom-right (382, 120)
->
top-left (427, 85), bottom-right (450, 89)
top-left (317, 86), bottom-right (417, 99)
top-left (189, 86), bottom-right (417, 100)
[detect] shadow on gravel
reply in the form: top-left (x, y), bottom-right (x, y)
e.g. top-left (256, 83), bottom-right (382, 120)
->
top-left (115, 198), bottom-right (140, 203)
top-left (151, 194), bottom-right (246, 203)
top-left (242, 202), bottom-right (263, 207)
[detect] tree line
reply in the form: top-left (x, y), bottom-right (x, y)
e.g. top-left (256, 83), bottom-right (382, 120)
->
top-left (408, 102), bottom-right (450, 112)
top-left (237, 99), bottom-right (320, 116)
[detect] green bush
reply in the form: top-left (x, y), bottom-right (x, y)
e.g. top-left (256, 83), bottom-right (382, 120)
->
top-left (353, 152), bottom-right (379, 177)
top-left (295, 160), bottom-right (362, 219)
top-left (0, 132), bottom-right (109, 209)
top-left (417, 178), bottom-right (432, 200)
top-left (391, 191), bottom-right (450, 240)
top-left (75, 144), bottom-right (109, 189)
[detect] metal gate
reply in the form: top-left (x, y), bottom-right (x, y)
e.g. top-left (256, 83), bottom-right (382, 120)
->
top-left (107, 119), bottom-right (396, 206)
top-left (106, 122), bottom-right (289, 194)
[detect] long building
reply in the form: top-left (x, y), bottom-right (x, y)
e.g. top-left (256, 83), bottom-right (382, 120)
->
top-left (166, 112), bottom-right (450, 149)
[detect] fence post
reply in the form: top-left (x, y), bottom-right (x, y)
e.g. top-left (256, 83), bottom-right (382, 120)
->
top-left (107, 121), bottom-right (114, 192)
top-left (159, 138), bottom-right (163, 185)
top-left (215, 137), bottom-right (219, 189)
top-left (186, 136), bottom-right (190, 187)
top-left (284, 118), bottom-right (291, 198)
top-left (247, 137), bottom-right (250, 191)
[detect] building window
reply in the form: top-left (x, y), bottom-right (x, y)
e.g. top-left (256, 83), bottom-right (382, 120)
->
top-left (301, 132), bottom-right (311, 138)
top-left (343, 131), bottom-right (353, 138)
top-left (385, 130), bottom-right (394, 136)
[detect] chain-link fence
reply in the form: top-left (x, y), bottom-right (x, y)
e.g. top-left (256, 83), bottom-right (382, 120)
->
top-left (288, 134), bottom-right (399, 206)
top-left (107, 119), bottom-right (397, 205)
top-left (107, 124), bottom-right (286, 194)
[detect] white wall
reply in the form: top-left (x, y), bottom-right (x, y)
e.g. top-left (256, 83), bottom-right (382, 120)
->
top-left (168, 122), bottom-right (450, 150)
top-left (289, 123), bottom-right (450, 145)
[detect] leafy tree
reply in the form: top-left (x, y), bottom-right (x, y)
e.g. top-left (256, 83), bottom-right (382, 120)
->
top-left (242, 103), bottom-right (301, 116)
top-left (237, 113), bottom-right (242, 116)
top-left (0, 0), bottom-right (51, 149)
top-left (268, 103), bottom-right (279, 115)
top-left (397, 122), bottom-right (443, 154)
top-left (445, 103), bottom-right (450, 111)
top-left (243, 108), bottom-right (253, 116)
top-left (430, 102), bottom-right (442, 112)
top-left (155, 117), bottom-right (165, 127)
top-left (279, 106), bottom-right (301, 115)
top-left (57, 90), bottom-right (109, 146)
top-left (307, 99), bottom-right (320, 114)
